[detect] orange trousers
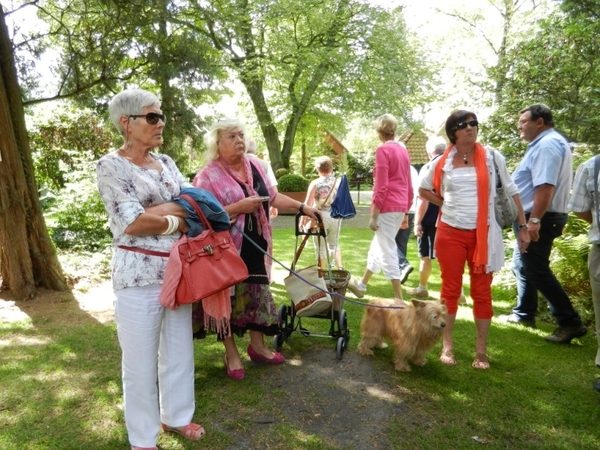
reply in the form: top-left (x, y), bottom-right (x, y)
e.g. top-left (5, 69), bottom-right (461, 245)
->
top-left (435, 221), bottom-right (493, 319)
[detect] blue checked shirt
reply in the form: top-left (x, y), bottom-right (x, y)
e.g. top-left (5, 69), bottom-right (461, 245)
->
top-left (512, 128), bottom-right (572, 213)
top-left (568, 156), bottom-right (600, 243)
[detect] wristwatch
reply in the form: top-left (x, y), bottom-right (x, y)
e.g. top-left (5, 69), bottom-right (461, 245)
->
top-left (529, 217), bottom-right (541, 224)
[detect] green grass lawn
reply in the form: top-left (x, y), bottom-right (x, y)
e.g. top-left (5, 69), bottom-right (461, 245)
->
top-left (1, 228), bottom-right (599, 449)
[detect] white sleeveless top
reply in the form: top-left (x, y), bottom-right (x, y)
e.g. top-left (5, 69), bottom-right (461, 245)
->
top-left (440, 167), bottom-right (480, 230)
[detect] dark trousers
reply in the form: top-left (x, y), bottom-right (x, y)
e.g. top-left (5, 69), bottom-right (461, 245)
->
top-left (395, 213), bottom-right (414, 270)
top-left (511, 213), bottom-right (582, 327)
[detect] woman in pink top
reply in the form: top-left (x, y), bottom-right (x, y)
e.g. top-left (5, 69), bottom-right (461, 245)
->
top-left (347, 114), bottom-right (413, 306)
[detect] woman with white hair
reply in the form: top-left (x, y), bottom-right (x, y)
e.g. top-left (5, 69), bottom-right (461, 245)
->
top-left (96, 88), bottom-right (204, 449)
top-left (193, 117), bottom-right (320, 380)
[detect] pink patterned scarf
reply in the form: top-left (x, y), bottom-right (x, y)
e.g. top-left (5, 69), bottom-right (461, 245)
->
top-left (193, 157), bottom-right (275, 279)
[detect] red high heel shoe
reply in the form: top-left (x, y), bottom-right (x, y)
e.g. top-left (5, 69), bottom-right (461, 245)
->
top-left (247, 345), bottom-right (285, 364)
top-left (224, 355), bottom-right (245, 380)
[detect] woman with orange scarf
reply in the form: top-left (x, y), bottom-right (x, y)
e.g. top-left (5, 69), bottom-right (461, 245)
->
top-left (419, 110), bottom-right (529, 369)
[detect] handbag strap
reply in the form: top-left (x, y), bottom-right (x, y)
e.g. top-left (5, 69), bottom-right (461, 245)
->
top-left (322, 176), bottom-right (337, 207)
top-left (118, 245), bottom-right (170, 257)
top-left (491, 149), bottom-right (502, 188)
top-left (594, 155), bottom-right (600, 228)
top-left (178, 193), bottom-right (213, 232)
top-left (290, 234), bottom-right (311, 272)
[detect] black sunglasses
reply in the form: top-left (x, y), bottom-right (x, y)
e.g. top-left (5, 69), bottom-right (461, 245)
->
top-left (128, 113), bottom-right (166, 125)
top-left (454, 120), bottom-right (478, 130)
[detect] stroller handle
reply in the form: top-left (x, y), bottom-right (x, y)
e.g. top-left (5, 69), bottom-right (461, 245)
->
top-left (295, 212), bottom-right (326, 237)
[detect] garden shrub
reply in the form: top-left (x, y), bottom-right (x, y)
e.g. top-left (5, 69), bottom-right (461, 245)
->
top-left (275, 168), bottom-right (289, 179)
top-left (277, 174), bottom-right (309, 192)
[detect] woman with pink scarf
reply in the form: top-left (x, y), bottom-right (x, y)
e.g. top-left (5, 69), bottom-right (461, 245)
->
top-left (193, 118), bottom-right (319, 380)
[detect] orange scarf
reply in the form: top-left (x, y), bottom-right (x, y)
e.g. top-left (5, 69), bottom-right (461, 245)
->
top-left (433, 143), bottom-right (489, 273)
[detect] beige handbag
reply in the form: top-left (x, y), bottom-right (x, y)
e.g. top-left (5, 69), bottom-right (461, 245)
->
top-left (284, 228), bottom-right (332, 317)
top-left (284, 265), bottom-right (332, 317)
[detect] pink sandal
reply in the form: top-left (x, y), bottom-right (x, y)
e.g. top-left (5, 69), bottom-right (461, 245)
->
top-left (161, 422), bottom-right (206, 440)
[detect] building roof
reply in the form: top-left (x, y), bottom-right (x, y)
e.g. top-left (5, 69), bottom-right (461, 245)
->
top-left (398, 129), bottom-right (429, 165)
top-left (324, 130), bottom-right (347, 155)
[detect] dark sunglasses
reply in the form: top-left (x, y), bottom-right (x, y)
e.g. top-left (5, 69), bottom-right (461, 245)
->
top-left (128, 113), bottom-right (166, 125)
top-left (454, 120), bottom-right (478, 130)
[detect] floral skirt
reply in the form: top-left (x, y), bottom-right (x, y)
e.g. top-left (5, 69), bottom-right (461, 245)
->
top-left (192, 282), bottom-right (279, 339)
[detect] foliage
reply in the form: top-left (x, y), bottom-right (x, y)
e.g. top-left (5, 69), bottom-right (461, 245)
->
top-left (45, 159), bottom-right (111, 252)
top-left (484, 9), bottom-right (600, 157)
top-left (277, 174), bottom-right (310, 192)
top-left (17, 0), bottom-right (228, 173)
top-left (551, 216), bottom-right (594, 321)
top-left (28, 106), bottom-right (114, 191)
top-left (188, 0), bottom-right (432, 169)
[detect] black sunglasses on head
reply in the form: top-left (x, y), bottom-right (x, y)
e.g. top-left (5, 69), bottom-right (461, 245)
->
top-left (128, 112), bottom-right (166, 125)
top-left (453, 120), bottom-right (478, 130)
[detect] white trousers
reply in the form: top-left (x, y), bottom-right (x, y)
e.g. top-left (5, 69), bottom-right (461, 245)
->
top-left (115, 284), bottom-right (195, 447)
top-left (366, 212), bottom-right (404, 280)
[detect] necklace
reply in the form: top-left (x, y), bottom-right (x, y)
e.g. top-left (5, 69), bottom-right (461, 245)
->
top-left (459, 148), bottom-right (475, 164)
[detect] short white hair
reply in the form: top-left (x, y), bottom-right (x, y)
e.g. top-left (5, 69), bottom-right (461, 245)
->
top-left (108, 89), bottom-right (160, 136)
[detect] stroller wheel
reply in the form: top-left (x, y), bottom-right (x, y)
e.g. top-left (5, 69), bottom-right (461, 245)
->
top-left (338, 309), bottom-right (348, 333)
top-left (273, 333), bottom-right (285, 352)
top-left (336, 336), bottom-right (345, 360)
top-left (278, 304), bottom-right (289, 326)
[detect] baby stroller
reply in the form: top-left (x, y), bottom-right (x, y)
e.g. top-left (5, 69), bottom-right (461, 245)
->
top-left (274, 213), bottom-right (351, 359)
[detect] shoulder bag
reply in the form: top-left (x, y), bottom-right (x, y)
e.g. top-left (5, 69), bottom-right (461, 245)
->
top-left (491, 150), bottom-right (518, 228)
top-left (120, 193), bottom-right (248, 306)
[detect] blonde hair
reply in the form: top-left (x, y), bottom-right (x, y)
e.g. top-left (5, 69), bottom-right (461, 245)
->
top-left (203, 117), bottom-right (246, 162)
top-left (375, 114), bottom-right (398, 139)
top-left (314, 156), bottom-right (333, 174)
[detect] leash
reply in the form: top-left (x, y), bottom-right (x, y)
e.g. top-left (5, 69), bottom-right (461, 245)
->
top-left (238, 226), bottom-right (405, 310)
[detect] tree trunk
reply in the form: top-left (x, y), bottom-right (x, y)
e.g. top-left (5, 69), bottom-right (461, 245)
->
top-left (0, 6), bottom-right (67, 299)
top-left (240, 71), bottom-right (284, 170)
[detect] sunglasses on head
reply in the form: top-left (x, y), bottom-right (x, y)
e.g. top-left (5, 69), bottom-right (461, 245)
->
top-left (128, 112), bottom-right (166, 125)
top-left (454, 120), bottom-right (478, 130)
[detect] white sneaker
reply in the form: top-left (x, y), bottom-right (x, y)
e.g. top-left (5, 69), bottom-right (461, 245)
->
top-left (347, 279), bottom-right (366, 298)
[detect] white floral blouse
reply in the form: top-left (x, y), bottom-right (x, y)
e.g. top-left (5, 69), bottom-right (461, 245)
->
top-left (96, 151), bottom-right (193, 291)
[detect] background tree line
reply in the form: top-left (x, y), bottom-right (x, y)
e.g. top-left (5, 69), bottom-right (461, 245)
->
top-left (1, 0), bottom-right (599, 304)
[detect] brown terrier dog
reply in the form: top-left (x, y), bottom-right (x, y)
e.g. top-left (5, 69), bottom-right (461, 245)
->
top-left (357, 298), bottom-right (447, 372)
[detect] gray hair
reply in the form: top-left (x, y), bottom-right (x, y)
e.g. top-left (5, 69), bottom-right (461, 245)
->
top-left (426, 137), bottom-right (446, 155)
top-left (246, 139), bottom-right (257, 154)
top-left (203, 117), bottom-right (247, 162)
top-left (374, 114), bottom-right (398, 138)
top-left (433, 142), bottom-right (446, 154)
top-left (108, 89), bottom-right (161, 137)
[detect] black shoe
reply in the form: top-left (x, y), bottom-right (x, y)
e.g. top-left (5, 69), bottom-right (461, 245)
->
top-left (594, 378), bottom-right (600, 392)
top-left (400, 265), bottom-right (413, 284)
top-left (545, 324), bottom-right (587, 344)
top-left (498, 313), bottom-right (536, 328)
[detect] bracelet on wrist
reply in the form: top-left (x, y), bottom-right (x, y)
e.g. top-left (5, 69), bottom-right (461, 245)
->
top-left (161, 215), bottom-right (179, 235)
top-left (517, 224), bottom-right (528, 230)
top-left (299, 203), bottom-right (305, 214)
